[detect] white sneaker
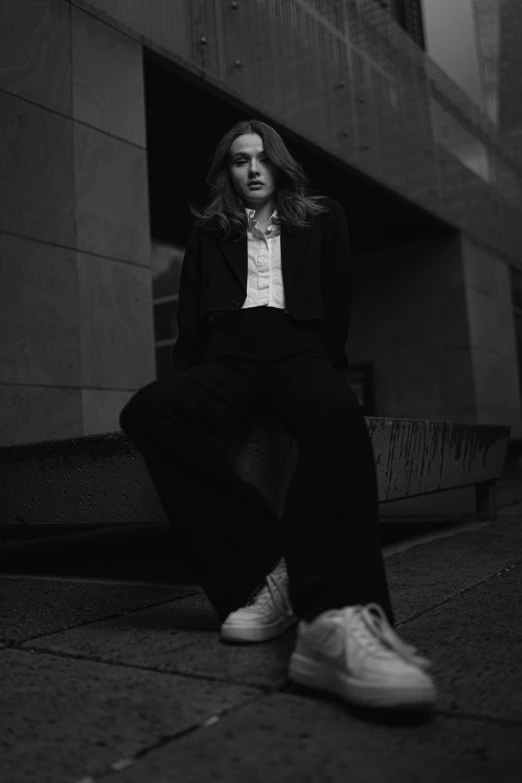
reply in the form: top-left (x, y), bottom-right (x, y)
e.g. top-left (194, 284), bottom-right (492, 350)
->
top-left (289, 603), bottom-right (436, 710)
top-left (221, 558), bottom-right (297, 643)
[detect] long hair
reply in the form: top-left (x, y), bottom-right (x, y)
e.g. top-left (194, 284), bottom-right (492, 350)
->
top-left (190, 119), bottom-right (328, 238)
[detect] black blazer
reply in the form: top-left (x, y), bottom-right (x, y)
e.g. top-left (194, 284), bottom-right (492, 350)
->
top-left (171, 198), bottom-right (352, 379)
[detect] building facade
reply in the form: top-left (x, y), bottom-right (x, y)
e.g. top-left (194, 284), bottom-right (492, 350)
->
top-left (472, 0), bottom-right (522, 145)
top-left (1, 0), bottom-right (522, 448)
top-left (473, 0), bottom-right (502, 125)
top-left (390, 0), bottom-right (426, 50)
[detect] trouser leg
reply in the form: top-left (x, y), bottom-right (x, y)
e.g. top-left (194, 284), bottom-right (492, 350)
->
top-left (119, 357), bottom-right (284, 622)
top-left (266, 348), bottom-right (394, 625)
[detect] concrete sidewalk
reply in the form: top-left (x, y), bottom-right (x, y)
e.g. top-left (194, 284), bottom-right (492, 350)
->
top-left (1, 489), bottom-right (521, 781)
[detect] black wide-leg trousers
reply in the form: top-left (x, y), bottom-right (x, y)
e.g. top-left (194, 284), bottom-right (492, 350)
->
top-left (119, 307), bottom-right (394, 625)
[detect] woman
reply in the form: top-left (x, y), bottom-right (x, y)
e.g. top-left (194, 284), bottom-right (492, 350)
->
top-left (119, 119), bottom-right (436, 712)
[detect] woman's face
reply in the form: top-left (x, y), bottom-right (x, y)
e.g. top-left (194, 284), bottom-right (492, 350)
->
top-left (228, 133), bottom-right (279, 208)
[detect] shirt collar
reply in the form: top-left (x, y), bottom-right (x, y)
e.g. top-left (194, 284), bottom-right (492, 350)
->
top-left (245, 207), bottom-right (278, 222)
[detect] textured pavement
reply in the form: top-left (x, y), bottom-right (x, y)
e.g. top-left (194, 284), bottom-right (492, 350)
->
top-left (1, 484), bottom-right (521, 782)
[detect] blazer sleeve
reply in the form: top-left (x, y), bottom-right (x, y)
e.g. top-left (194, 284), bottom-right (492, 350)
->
top-left (317, 200), bottom-right (352, 380)
top-left (170, 227), bottom-right (206, 374)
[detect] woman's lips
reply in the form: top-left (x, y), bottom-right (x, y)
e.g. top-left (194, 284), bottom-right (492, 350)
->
top-left (248, 182), bottom-right (263, 188)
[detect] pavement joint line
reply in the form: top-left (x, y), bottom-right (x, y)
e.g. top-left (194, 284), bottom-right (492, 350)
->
top-left (0, 591), bottom-right (203, 645)
top-left (3, 640), bottom-right (274, 691)
top-left (72, 723), bottom-right (200, 783)
top-left (71, 691), bottom-right (268, 783)
top-left (0, 572), bottom-right (203, 589)
top-left (396, 560), bottom-right (521, 628)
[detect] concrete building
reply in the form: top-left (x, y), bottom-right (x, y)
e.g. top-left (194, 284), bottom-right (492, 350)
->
top-left (471, 0), bottom-right (522, 147)
top-left (388, 0), bottom-right (426, 50)
top-left (420, 0), bottom-right (484, 113)
top-left (1, 0), bottom-right (522, 449)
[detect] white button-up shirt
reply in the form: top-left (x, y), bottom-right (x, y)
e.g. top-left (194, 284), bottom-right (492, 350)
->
top-left (241, 207), bottom-right (287, 312)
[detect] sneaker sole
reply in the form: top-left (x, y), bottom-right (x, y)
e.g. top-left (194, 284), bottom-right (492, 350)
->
top-left (221, 615), bottom-right (297, 644)
top-left (289, 652), bottom-right (436, 710)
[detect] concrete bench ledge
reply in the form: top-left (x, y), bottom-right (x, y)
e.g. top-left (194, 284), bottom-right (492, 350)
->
top-left (0, 417), bottom-right (511, 530)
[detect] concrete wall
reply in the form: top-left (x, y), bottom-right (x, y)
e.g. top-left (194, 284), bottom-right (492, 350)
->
top-left (0, 0), bottom-right (154, 447)
top-left (462, 237), bottom-right (522, 438)
top-left (347, 231), bottom-right (522, 438)
top-left (348, 233), bottom-right (478, 422)
top-left (0, 0), bottom-right (520, 449)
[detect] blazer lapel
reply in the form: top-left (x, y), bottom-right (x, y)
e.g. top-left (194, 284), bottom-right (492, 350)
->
top-left (281, 226), bottom-right (312, 295)
top-left (218, 235), bottom-right (248, 290)
top-left (219, 224), bottom-right (312, 295)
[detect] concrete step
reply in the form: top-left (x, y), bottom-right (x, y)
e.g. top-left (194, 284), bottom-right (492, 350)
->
top-left (0, 419), bottom-right (513, 539)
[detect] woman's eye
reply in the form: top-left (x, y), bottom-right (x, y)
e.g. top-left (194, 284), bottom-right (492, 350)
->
top-left (233, 156), bottom-right (268, 165)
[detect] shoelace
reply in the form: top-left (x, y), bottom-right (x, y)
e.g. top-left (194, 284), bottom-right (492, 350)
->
top-left (245, 571), bottom-right (294, 617)
top-left (329, 603), bottom-right (431, 670)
